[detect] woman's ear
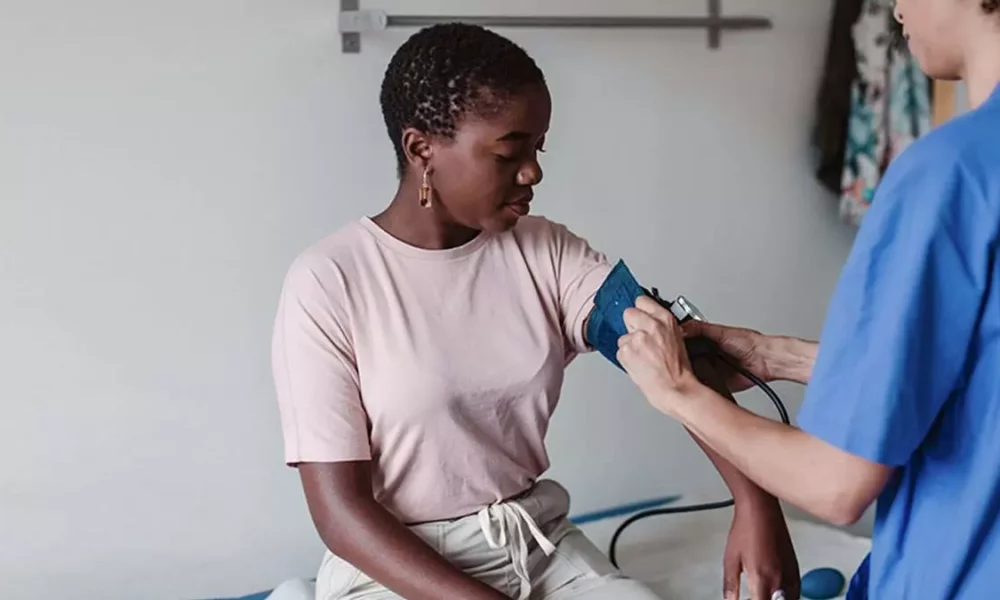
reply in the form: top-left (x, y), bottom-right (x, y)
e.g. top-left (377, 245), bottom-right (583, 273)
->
top-left (401, 127), bottom-right (433, 173)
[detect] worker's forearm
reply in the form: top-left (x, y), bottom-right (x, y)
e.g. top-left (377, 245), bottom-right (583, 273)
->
top-left (669, 381), bottom-right (864, 525)
top-left (319, 497), bottom-right (507, 600)
top-left (762, 336), bottom-right (818, 385)
top-left (686, 427), bottom-right (783, 509)
top-left (689, 357), bottom-right (782, 506)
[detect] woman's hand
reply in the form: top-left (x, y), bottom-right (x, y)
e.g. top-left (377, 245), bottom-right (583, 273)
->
top-left (618, 296), bottom-right (700, 413)
top-left (682, 320), bottom-right (773, 393)
top-left (724, 498), bottom-right (801, 600)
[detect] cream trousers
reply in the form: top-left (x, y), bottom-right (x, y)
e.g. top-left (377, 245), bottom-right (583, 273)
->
top-left (315, 480), bottom-right (663, 599)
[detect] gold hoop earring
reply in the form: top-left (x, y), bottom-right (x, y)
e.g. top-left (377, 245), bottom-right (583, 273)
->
top-left (419, 167), bottom-right (432, 208)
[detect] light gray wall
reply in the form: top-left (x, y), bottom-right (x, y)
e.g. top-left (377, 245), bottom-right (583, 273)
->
top-left (0, 0), bottom-right (856, 598)
top-left (955, 81), bottom-right (972, 114)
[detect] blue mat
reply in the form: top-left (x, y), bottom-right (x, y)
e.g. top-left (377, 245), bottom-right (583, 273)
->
top-left (570, 494), bottom-right (681, 525)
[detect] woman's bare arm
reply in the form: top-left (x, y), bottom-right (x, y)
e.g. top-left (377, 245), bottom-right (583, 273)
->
top-left (299, 461), bottom-right (508, 600)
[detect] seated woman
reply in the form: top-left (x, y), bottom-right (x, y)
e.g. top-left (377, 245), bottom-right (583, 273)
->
top-left (271, 23), bottom-right (799, 600)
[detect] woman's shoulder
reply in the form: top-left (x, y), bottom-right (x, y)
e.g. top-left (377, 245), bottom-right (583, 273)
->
top-left (511, 214), bottom-right (592, 248)
top-left (279, 219), bottom-right (372, 294)
top-left (298, 218), bottom-right (371, 260)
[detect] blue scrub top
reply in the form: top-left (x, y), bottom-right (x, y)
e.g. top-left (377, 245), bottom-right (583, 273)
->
top-left (798, 83), bottom-right (1000, 598)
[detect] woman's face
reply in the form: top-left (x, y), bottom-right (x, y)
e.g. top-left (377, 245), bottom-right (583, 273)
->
top-left (894, 0), bottom-right (975, 79)
top-left (415, 84), bottom-right (552, 234)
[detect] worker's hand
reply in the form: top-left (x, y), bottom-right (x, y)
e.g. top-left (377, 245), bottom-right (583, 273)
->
top-left (618, 296), bottom-right (699, 413)
top-left (682, 320), bottom-right (773, 393)
top-left (725, 498), bottom-right (801, 600)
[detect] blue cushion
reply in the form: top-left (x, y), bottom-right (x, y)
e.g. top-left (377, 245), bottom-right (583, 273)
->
top-left (801, 567), bottom-right (846, 599)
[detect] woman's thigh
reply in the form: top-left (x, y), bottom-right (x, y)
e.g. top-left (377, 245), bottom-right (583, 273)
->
top-left (530, 522), bottom-right (663, 600)
top-left (313, 480), bottom-right (663, 600)
top-left (313, 519), bottom-right (514, 600)
top-left (552, 578), bottom-right (664, 600)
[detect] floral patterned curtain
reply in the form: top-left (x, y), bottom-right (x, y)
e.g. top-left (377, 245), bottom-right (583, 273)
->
top-left (813, 0), bottom-right (932, 227)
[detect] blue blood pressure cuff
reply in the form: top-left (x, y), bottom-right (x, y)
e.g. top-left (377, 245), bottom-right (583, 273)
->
top-left (586, 262), bottom-right (789, 428)
top-left (585, 260), bottom-right (648, 370)
top-left (585, 260), bottom-right (707, 370)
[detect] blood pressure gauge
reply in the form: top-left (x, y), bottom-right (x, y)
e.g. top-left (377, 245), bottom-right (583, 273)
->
top-left (648, 288), bottom-right (706, 324)
top-left (669, 295), bottom-right (706, 323)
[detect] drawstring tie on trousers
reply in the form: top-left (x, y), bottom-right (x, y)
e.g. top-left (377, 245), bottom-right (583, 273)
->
top-left (477, 501), bottom-right (556, 600)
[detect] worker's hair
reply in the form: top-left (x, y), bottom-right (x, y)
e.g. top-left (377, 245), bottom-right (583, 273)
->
top-left (379, 23), bottom-right (547, 177)
top-left (984, 0), bottom-right (999, 13)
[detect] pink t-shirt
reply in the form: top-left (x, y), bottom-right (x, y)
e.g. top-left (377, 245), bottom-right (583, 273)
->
top-left (271, 215), bottom-right (612, 524)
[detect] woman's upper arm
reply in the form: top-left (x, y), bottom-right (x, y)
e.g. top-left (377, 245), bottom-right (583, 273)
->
top-left (548, 222), bottom-right (612, 354)
top-left (271, 256), bottom-right (371, 465)
top-left (298, 461), bottom-right (373, 539)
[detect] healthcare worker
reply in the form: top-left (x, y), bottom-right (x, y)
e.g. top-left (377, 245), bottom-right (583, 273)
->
top-left (616, 0), bottom-right (1000, 597)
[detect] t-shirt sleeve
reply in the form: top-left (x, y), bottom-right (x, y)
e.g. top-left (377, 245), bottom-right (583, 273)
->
top-left (271, 256), bottom-right (371, 465)
top-left (551, 223), bottom-right (613, 356)
top-left (797, 150), bottom-right (992, 466)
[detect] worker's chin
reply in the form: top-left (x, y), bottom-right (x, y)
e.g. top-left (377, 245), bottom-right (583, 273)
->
top-left (910, 41), bottom-right (963, 80)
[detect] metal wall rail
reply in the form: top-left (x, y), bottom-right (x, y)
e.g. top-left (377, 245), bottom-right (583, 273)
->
top-left (339, 0), bottom-right (773, 53)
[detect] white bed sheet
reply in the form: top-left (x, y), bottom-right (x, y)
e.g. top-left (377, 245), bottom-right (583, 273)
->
top-left (581, 506), bottom-right (871, 600)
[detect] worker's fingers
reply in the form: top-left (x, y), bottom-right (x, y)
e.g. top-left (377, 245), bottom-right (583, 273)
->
top-left (635, 295), bottom-right (678, 328)
top-left (622, 305), bottom-right (662, 335)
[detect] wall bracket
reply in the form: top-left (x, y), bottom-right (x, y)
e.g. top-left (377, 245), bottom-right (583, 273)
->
top-left (339, 0), bottom-right (772, 54)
